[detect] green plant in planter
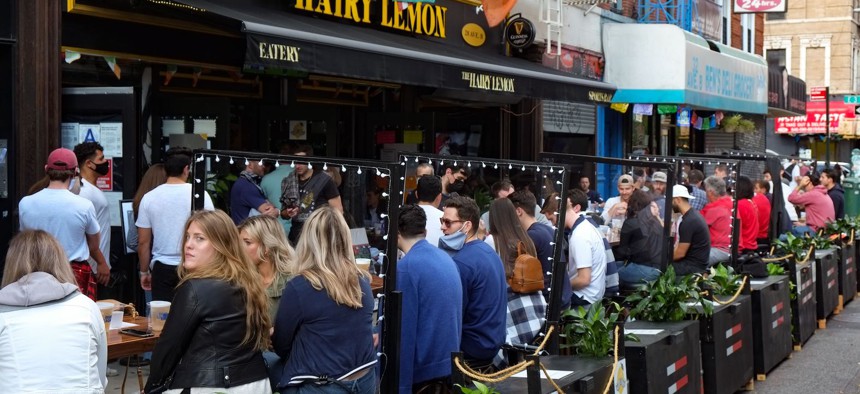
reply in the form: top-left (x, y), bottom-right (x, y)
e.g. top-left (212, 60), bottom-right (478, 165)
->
top-left (766, 262), bottom-right (786, 276)
top-left (473, 187), bottom-right (491, 213)
top-left (773, 233), bottom-right (810, 261)
top-left (457, 382), bottom-right (500, 394)
top-left (561, 302), bottom-right (638, 357)
top-left (625, 266), bottom-right (714, 322)
top-left (706, 264), bottom-right (742, 296)
top-left (809, 231), bottom-right (836, 251)
top-left (721, 114), bottom-right (741, 132)
top-left (737, 118), bottom-right (756, 132)
top-left (205, 172), bottom-right (237, 211)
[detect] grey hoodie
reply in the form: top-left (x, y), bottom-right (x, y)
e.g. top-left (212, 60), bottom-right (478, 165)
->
top-left (0, 272), bottom-right (78, 307)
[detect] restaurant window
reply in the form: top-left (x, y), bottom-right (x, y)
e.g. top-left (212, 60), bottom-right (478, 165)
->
top-left (767, 12), bottom-right (785, 21)
top-left (767, 49), bottom-right (786, 69)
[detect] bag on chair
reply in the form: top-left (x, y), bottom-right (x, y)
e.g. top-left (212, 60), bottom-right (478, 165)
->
top-left (509, 242), bottom-right (545, 294)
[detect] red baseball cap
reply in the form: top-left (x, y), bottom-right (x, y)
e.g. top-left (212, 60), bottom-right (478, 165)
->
top-left (45, 148), bottom-right (78, 171)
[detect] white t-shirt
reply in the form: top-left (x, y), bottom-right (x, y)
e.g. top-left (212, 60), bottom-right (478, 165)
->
top-left (568, 214), bottom-right (607, 303)
top-left (601, 196), bottom-right (622, 223)
top-left (419, 203), bottom-right (444, 247)
top-left (78, 179), bottom-right (111, 270)
top-left (19, 188), bottom-right (100, 262)
top-left (136, 183), bottom-right (214, 266)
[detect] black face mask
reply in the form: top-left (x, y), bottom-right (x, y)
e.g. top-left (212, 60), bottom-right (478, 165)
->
top-left (93, 161), bottom-right (110, 176)
top-left (448, 179), bottom-right (465, 194)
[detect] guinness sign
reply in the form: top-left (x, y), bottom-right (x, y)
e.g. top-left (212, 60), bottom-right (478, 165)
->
top-left (504, 15), bottom-right (535, 49)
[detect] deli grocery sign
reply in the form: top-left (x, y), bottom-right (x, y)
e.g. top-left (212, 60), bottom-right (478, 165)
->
top-left (734, 0), bottom-right (786, 13)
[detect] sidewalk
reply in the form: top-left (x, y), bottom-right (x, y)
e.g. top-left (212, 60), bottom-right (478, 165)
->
top-left (741, 296), bottom-right (860, 394)
top-left (106, 360), bottom-right (149, 394)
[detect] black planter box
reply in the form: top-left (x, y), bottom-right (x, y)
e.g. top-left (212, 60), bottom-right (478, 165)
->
top-left (749, 275), bottom-right (792, 378)
top-left (625, 320), bottom-right (702, 394)
top-left (786, 257), bottom-right (817, 346)
top-left (688, 295), bottom-right (754, 394)
top-left (489, 355), bottom-right (617, 393)
top-left (839, 241), bottom-right (857, 306)
top-left (815, 248), bottom-right (839, 322)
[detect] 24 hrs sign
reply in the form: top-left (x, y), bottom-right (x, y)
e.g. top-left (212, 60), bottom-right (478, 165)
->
top-left (734, 0), bottom-right (785, 13)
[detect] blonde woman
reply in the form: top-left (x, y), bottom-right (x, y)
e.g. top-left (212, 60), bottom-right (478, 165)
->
top-left (238, 215), bottom-right (296, 321)
top-left (0, 230), bottom-right (107, 393)
top-left (145, 210), bottom-right (272, 394)
top-left (271, 206), bottom-right (377, 393)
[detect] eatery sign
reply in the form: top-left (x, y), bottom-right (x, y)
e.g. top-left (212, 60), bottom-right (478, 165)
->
top-left (774, 101), bottom-right (855, 134)
top-left (733, 0), bottom-right (786, 13)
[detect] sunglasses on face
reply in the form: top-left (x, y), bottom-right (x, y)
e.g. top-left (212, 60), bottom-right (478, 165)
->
top-left (440, 218), bottom-right (465, 228)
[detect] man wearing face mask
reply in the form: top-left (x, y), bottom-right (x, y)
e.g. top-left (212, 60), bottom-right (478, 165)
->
top-left (74, 142), bottom-right (113, 282)
top-left (440, 196), bottom-right (507, 372)
top-left (439, 165), bottom-right (469, 208)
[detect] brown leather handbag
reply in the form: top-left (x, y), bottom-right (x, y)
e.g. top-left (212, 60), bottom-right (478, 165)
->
top-left (508, 242), bottom-right (545, 294)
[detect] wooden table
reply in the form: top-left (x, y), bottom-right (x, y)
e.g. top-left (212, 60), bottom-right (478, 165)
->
top-left (371, 275), bottom-right (384, 296)
top-left (107, 316), bottom-right (161, 360)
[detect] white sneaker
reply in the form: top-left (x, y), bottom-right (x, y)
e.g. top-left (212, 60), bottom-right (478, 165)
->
top-left (106, 367), bottom-right (119, 377)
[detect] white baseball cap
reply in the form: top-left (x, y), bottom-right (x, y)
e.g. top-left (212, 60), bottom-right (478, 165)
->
top-left (672, 184), bottom-right (695, 200)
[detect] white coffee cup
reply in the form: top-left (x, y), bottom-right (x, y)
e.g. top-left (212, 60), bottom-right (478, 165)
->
top-left (96, 302), bottom-right (114, 323)
top-left (148, 301), bottom-right (171, 332)
top-left (356, 258), bottom-right (372, 272)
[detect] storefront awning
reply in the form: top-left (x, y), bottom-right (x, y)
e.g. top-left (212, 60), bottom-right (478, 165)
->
top-left (767, 66), bottom-right (807, 117)
top-left (176, 0), bottom-right (615, 103)
top-left (603, 24), bottom-right (768, 114)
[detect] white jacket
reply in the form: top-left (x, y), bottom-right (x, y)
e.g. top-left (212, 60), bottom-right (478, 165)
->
top-left (0, 272), bottom-right (107, 393)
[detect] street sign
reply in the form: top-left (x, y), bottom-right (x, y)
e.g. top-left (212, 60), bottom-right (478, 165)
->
top-left (810, 87), bottom-right (827, 102)
top-left (846, 96), bottom-right (860, 105)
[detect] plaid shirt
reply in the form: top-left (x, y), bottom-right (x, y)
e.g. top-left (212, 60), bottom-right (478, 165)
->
top-left (493, 291), bottom-right (547, 367)
top-left (690, 186), bottom-right (707, 211)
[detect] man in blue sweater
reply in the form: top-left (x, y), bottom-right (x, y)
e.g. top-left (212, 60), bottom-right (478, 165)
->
top-left (441, 196), bottom-right (507, 371)
top-left (396, 205), bottom-right (463, 393)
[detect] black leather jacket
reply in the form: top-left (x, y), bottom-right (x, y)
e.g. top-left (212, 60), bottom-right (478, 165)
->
top-left (144, 278), bottom-right (267, 392)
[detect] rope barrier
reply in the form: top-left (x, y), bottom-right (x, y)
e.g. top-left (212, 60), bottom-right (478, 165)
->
top-left (601, 325), bottom-right (621, 394)
top-left (849, 229), bottom-right (855, 247)
top-left (761, 254), bottom-right (793, 263)
top-left (712, 276), bottom-right (749, 305)
top-left (795, 246), bottom-right (815, 265)
top-left (452, 325), bottom-right (565, 393)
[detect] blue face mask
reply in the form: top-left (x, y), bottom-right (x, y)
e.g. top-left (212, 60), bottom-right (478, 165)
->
top-left (438, 230), bottom-right (468, 256)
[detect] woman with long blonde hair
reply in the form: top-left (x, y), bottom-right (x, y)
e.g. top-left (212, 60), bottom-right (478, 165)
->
top-left (145, 210), bottom-right (272, 394)
top-left (271, 206), bottom-right (377, 393)
top-left (238, 215), bottom-right (296, 321)
top-left (0, 230), bottom-right (107, 393)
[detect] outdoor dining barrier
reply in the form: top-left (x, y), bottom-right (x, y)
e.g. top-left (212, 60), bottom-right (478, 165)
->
top-left (624, 320), bottom-right (703, 394)
top-left (748, 275), bottom-right (792, 380)
top-left (814, 247), bottom-right (840, 328)
top-left (692, 291), bottom-right (755, 394)
top-left (190, 149), bottom-right (405, 393)
top-left (836, 233), bottom-right (856, 311)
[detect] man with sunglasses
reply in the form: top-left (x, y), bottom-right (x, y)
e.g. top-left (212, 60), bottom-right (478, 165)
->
top-left (439, 196), bottom-right (506, 372)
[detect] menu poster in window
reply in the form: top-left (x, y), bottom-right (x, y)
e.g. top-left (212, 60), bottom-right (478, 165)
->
top-left (289, 120), bottom-right (307, 140)
top-left (96, 159), bottom-right (113, 191)
top-left (193, 118), bottom-right (217, 138)
top-left (99, 123), bottom-right (123, 158)
top-left (78, 124), bottom-right (100, 144)
top-left (61, 123), bottom-right (79, 149)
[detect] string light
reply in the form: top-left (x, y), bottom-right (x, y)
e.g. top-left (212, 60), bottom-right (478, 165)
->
top-left (244, 158), bottom-right (249, 166)
top-left (258, 159), bottom-right (264, 166)
top-left (291, 161), bottom-right (295, 168)
top-left (323, 163), bottom-right (328, 171)
top-left (215, 155), bottom-right (220, 162)
top-left (275, 161), bottom-right (280, 168)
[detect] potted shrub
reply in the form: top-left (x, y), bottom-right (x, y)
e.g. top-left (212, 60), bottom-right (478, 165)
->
top-left (738, 118), bottom-right (756, 133)
top-left (721, 114), bottom-right (741, 133)
top-left (622, 266), bottom-right (709, 393)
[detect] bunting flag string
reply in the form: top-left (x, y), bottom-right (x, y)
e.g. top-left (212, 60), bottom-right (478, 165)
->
top-left (103, 56), bottom-right (121, 80)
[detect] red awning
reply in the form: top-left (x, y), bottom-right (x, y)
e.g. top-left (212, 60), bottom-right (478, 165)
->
top-left (774, 101), bottom-right (856, 134)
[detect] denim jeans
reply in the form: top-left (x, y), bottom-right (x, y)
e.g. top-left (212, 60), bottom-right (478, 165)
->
top-left (281, 368), bottom-right (377, 394)
top-left (708, 248), bottom-right (731, 267)
top-left (618, 263), bottom-right (661, 288)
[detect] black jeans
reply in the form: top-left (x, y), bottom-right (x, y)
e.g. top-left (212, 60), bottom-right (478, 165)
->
top-left (151, 261), bottom-right (179, 303)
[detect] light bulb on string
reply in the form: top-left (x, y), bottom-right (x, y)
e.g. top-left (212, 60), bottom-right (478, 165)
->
top-left (291, 161), bottom-right (295, 168)
top-left (258, 159), bottom-right (264, 166)
top-left (357, 167), bottom-right (362, 174)
top-left (522, 165), bottom-right (526, 171)
top-left (308, 163), bottom-right (313, 169)
top-left (275, 161), bottom-right (280, 168)
top-left (341, 165), bottom-right (347, 172)
top-left (509, 163), bottom-right (513, 170)
top-left (414, 156), bottom-right (419, 163)
top-left (229, 157), bottom-right (234, 165)
top-left (244, 158), bottom-right (249, 166)
top-left (494, 163), bottom-right (498, 169)
top-left (482, 162), bottom-right (486, 168)
top-left (536, 167), bottom-right (541, 172)
top-left (215, 155), bottom-right (220, 162)
top-left (376, 168), bottom-right (381, 176)
top-left (323, 163), bottom-right (328, 171)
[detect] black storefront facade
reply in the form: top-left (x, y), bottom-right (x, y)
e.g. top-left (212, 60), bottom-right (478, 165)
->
top-left (59, 0), bottom-right (614, 167)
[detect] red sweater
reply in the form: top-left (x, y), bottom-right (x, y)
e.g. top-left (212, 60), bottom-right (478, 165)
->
top-left (788, 185), bottom-right (835, 231)
top-left (737, 199), bottom-right (759, 252)
top-left (701, 196), bottom-right (732, 250)
top-left (752, 193), bottom-right (771, 240)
